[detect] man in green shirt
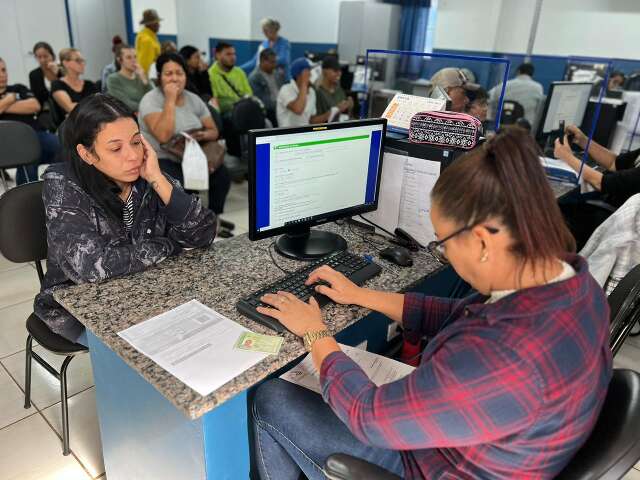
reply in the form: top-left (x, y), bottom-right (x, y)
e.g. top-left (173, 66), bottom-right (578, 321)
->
top-left (106, 45), bottom-right (152, 112)
top-left (315, 56), bottom-right (353, 122)
top-left (208, 42), bottom-right (253, 115)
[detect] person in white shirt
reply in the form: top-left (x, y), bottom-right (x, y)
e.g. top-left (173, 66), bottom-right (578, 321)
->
top-left (488, 63), bottom-right (544, 126)
top-left (276, 57), bottom-right (318, 127)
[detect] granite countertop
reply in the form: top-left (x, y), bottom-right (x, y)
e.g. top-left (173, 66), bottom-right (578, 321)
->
top-left (54, 222), bottom-right (442, 420)
top-left (549, 179), bottom-right (578, 199)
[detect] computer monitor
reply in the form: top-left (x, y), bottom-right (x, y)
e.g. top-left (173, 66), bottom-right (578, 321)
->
top-left (248, 119), bottom-right (387, 260)
top-left (536, 81), bottom-right (592, 138)
top-left (564, 62), bottom-right (608, 83)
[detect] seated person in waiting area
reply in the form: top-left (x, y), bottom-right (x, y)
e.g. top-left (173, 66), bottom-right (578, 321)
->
top-left (277, 58), bottom-right (325, 128)
top-left (314, 56), bottom-right (353, 122)
top-left (34, 94), bottom-right (216, 346)
top-left (249, 48), bottom-right (283, 126)
top-left (139, 53), bottom-right (231, 225)
top-left (208, 42), bottom-right (253, 116)
top-left (554, 124), bottom-right (640, 250)
top-left (252, 127), bottom-right (612, 480)
top-left (51, 48), bottom-right (98, 122)
top-left (0, 57), bottom-right (61, 185)
top-left (106, 44), bottom-right (152, 113)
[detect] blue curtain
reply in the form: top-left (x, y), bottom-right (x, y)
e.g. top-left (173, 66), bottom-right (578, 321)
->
top-left (385, 0), bottom-right (432, 77)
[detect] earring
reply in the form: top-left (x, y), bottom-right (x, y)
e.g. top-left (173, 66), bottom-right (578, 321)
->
top-left (480, 251), bottom-right (489, 263)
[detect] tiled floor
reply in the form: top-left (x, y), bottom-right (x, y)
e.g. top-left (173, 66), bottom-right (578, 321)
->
top-left (1, 177), bottom-right (639, 479)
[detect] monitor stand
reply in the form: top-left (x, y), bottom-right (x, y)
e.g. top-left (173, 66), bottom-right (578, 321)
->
top-left (275, 227), bottom-right (347, 261)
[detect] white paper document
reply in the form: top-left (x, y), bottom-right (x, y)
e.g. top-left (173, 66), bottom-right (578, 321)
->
top-left (362, 152), bottom-right (440, 246)
top-left (118, 300), bottom-right (268, 396)
top-left (280, 344), bottom-right (415, 394)
top-left (381, 93), bottom-right (447, 131)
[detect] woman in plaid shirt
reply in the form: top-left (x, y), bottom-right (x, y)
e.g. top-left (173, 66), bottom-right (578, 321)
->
top-left (252, 127), bottom-right (612, 480)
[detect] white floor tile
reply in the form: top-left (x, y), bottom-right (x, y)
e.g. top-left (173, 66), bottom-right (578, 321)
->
top-left (42, 387), bottom-right (104, 479)
top-left (0, 367), bottom-right (36, 429)
top-left (0, 253), bottom-right (24, 274)
top-left (623, 467), bottom-right (640, 479)
top-left (1, 345), bottom-right (94, 410)
top-left (0, 300), bottom-right (32, 359)
top-left (614, 342), bottom-right (640, 372)
top-left (219, 209), bottom-right (249, 234)
top-left (0, 413), bottom-right (91, 480)
top-left (0, 265), bottom-right (40, 310)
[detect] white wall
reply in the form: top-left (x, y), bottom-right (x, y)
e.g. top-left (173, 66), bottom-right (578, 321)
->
top-left (67, 0), bottom-right (127, 80)
top-left (434, 0), bottom-right (640, 59)
top-left (0, 0), bottom-right (70, 86)
top-left (535, 0), bottom-right (640, 58)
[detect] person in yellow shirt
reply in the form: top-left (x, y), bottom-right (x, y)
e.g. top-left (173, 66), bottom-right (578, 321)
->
top-left (135, 9), bottom-right (162, 75)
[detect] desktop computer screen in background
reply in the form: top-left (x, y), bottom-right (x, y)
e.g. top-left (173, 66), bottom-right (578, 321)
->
top-left (539, 81), bottom-right (593, 136)
top-left (249, 119), bottom-right (386, 259)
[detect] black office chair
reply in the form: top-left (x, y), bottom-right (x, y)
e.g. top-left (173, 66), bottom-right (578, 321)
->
top-left (48, 97), bottom-right (65, 129)
top-left (324, 369), bottom-right (640, 480)
top-left (0, 181), bottom-right (88, 456)
top-left (0, 120), bottom-right (41, 191)
top-left (500, 100), bottom-right (525, 125)
top-left (608, 265), bottom-right (640, 355)
top-left (231, 98), bottom-right (268, 177)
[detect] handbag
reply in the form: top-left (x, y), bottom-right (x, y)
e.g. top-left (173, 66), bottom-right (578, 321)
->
top-left (161, 128), bottom-right (226, 172)
top-left (408, 111), bottom-right (482, 150)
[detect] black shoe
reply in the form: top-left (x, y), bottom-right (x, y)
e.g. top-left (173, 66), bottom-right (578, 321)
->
top-left (217, 228), bottom-right (234, 238)
top-left (219, 219), bottom-right (235, 231)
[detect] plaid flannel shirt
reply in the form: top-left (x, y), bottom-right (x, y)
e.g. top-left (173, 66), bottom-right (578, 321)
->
top-left (320, 255), bottom-right (612, 479)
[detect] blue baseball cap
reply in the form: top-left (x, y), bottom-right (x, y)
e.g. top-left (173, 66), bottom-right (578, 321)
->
top-left (290, 57), bottom-right (311, 80)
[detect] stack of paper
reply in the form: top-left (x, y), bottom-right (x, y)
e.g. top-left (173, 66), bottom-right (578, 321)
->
top-left (281, 343), bottom-right (415, 394)
top-left (381, 93), bottom-right (447, 132)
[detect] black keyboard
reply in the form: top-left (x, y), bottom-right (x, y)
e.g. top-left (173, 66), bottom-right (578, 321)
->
top-left (236, 250), bottom-right (382, 333)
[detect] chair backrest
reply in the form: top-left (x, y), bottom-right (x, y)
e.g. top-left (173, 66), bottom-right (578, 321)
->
top-left (556, 369), bottom-right (640, 480)
top-left (0, 181), bottom-right (47, 264)
top-left (608, 264), bottom-right (640, 355)
top-left (500, 100), bottom-right (525, 125)
top-left (0, 121), bottom-right (42, 169)
top-left (232, 98), bottom-right (266, 133)
top-left (48, 97), bottom-right (65, 128)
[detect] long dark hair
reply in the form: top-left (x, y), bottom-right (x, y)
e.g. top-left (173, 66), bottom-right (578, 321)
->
top-left (61, 93), bottom-right (137, 220)
top-left (432, 126), bottom-right (575, 265)
top-left (33, 41), bottom-right (55, 59)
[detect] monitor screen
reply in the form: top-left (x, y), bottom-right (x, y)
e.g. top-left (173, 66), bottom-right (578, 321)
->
top-left (249, 119), bottom-right (386, 242)
top-left (540, 82), bottom-right (592, 135)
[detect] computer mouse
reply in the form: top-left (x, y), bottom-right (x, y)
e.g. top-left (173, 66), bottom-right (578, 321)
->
top-left (379, 246), bottom-right (413, 267)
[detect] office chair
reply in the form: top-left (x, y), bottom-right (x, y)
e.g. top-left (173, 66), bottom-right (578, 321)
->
top-left (324, 369), bottom-right (640, 480)
top-left (0, 181), bottom-right (88, 456)
top-left (0, 121), bottom-right (41, 191)
top-left (230, 98), bottom-right (267, 178)
top-left (608, 264), bottom-right (640, 355)
top-left (499, 100), bottom-right (525, 125)
top-left (48, 97), bottom-right (65, 129)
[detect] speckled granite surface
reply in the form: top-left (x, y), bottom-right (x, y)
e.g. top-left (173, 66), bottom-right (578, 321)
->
top-left (549, 180), bottom-right (577, 199)
top-left (54, 222), bottom-right (442, 419)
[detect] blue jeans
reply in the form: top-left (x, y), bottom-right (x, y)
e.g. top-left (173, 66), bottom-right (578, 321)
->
top-left (16, 130), bottom-right (61, 185)
top-left (252, 378), bottom-right (404, 480)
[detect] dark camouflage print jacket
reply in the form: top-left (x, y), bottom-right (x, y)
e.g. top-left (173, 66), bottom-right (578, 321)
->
top-left (34, 163), bottom-right (217, 342)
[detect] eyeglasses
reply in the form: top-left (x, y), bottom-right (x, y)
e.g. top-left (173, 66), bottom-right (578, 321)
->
top-left (427, 224), bottom-right (499, 264)
top-left (71, 58), bottom-right (86, 64)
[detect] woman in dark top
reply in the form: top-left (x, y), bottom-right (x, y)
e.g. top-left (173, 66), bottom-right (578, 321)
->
top-left (554, 124), bottom-right (640, 248)
top-left (34, 94), bottom-right (217, 345)
top-left (0, 57), bottom-right (61, 184)
top-left (179, 45), bottom-right (213, 99)
top-left (51, 48), bottom-right (97, 125)
top-left (28, 42), bottom-right (62, 106)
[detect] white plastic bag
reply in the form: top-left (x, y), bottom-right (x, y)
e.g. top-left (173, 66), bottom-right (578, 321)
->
top-left (181, 132), bottom-right (209, 191)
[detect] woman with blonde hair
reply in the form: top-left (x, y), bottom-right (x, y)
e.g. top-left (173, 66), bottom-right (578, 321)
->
top-left (51, 48), bottom-right (97, 123)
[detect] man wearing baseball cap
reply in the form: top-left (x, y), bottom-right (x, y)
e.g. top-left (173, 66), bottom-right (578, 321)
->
top-left (430, 67), bottom-right (480, 112)
top-left (135, 9), bottom-right (162, 75)
top-left (276, 57), bottom-right (318, 127)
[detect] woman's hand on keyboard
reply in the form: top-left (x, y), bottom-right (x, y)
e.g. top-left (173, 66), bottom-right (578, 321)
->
top-left (257, 292), bottom-right (325, 337)
top-left (306, 265), bottom-right (362, 305)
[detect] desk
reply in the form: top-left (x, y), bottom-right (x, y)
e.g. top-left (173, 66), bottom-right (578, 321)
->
top-left (53, 222), bottom-right (442, 480)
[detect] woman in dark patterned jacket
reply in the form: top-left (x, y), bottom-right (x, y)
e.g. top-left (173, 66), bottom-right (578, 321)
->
top-left (34, 94), bottom-right (217, 345)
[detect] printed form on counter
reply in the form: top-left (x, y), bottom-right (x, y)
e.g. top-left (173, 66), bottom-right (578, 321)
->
top-left (281, 343), bottom-right (415, 394)
top-left (381, 93), bottom-right (447, 131)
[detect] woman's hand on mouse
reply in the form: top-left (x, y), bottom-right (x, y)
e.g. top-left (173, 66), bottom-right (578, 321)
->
top-left (306, 265), bottom-right (363, 305)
